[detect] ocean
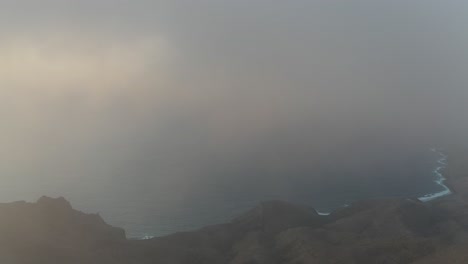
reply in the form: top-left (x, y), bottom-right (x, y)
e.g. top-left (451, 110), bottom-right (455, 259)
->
top-left (0, 148), bottom-right (450, 239)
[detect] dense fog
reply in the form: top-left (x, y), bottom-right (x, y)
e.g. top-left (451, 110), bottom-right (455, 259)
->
top-left (1, 1), bottom-right (468, 213)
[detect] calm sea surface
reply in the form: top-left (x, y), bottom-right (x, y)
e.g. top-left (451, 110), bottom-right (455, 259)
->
top-left (0, 148), bottom-right (448, 238)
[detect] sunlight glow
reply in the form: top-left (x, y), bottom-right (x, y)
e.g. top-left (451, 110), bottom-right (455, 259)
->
top-left (0, 33), bottom-right (172, 94)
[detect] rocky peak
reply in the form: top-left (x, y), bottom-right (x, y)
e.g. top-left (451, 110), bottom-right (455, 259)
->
top-left (37, 196), bottom-right (73, 210)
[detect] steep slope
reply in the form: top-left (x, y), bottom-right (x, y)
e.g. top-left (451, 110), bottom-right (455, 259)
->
top-left (0, 196), bottom-right (126, 264)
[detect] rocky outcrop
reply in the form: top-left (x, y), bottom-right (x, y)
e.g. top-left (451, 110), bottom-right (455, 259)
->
top-left (275, 199), bottom-right (440, 264)
top-left (0, 196), bottom-right (126, 264)
top-left (232, 200), bottom-right (325, 235)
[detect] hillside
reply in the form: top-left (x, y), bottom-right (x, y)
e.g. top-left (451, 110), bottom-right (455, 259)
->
top-left (2, 195), bottom-right (468, 263)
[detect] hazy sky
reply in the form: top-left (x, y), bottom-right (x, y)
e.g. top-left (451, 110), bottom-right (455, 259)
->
top-left (1, 1), bottom-right (468, 205)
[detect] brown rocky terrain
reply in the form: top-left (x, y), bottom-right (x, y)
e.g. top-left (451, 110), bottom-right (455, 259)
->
top-left (1, 195), bottom-right (468, 264)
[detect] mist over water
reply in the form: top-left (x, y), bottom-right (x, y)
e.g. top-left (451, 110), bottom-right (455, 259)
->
top-left (0, 146), bottom-right (448, 238)
top-left (1, 1), bottom-right (468, 237)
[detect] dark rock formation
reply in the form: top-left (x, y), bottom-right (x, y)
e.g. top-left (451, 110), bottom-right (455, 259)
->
top-left (0, 196), bottom-right (126, 264)
top-left (232, 200), bottom-right (325, 235)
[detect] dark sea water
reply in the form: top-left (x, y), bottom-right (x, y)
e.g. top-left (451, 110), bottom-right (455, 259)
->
top-left (0, 148), bottom-right (450, 239)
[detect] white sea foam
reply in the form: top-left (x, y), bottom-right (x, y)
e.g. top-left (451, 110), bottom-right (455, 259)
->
top-left (316, 203), bottom-right (350, 216)
top-left (418, 149), bottom-right (452, 202)
top-left (316, 211), bottom-right (331, 216)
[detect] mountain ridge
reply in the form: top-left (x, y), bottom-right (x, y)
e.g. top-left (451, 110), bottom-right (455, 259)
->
top-left (1, 195), bottom-right (468, 264)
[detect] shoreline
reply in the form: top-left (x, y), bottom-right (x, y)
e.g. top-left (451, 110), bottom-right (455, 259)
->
top-left (312, 149), bottom-right (454, 219)
top-left (417, 149), bottom-right (453, 202)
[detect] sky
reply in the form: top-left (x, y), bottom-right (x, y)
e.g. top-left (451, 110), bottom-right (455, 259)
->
top-left (1, 0), bottom-right (468, 206)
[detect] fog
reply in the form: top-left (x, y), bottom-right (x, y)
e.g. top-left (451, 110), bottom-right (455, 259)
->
top-left (1, 0), bottom-right (468, 212)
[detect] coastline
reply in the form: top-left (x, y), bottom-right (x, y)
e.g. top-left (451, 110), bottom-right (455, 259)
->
top-left (314, 149), bottom-right (455, 218)
top-left (417, 149), bottom-right (453, 202)
top-left (439, 157), bottom-right (457, 197)
top-left (434, 147), bottom-right (468, 203)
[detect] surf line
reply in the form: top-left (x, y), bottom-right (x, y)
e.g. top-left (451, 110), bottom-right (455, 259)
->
top-left (315, 149), bottom-right (451, 216)
top-left (418, 148), bottom-right (452, 202)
